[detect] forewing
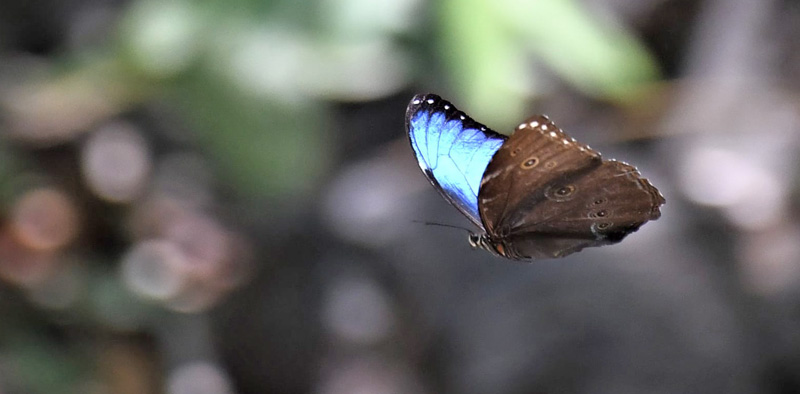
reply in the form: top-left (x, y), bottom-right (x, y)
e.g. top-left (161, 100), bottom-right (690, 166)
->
top-left (406, 94), bottom-right (507, 228)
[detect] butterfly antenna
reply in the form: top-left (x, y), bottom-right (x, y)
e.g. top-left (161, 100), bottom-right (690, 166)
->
top-left (412, 220), bottom-right (472, 234)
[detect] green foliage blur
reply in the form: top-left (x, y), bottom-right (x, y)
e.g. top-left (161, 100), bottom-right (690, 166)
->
top-left (24, 0), bottom-right (656, 200)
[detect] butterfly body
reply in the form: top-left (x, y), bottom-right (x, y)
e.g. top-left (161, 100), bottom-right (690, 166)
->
top-left (406, 93), bottom-right (665, 260)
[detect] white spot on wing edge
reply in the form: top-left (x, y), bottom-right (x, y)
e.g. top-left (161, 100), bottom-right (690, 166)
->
top-left (529, 121), bottom-right (539, 128)
top-left (426, 98), bottom-right (434, 104)
top-left (412, 99), bottom-right (421, 104)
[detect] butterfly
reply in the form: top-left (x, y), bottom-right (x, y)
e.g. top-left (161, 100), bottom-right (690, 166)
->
top-left (405, 93), bottom-right (665, 260)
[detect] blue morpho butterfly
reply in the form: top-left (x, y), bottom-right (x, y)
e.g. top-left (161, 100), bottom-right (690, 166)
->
top-left (406, 93), bottom-right (665, 260)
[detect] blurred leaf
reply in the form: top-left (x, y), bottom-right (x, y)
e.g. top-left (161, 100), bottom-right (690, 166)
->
top-left (500, 0), bottom-right (659, 101)
top-left (174, 66), bottom-right (329, 201)
top-left (439, 0), bottom-right (659, 128)
top-left (118, 0), bottom-right (204, 79)
top-left (319, 0), bottom-right (422, 39)
top-left (89, 270), bottom-right (160, 331)
top-left (4, 331), bottom-right (88, 394)
top-left (301, 38), bottom-right (411, 101)
top-left (439, 0), bottom-right (529, 129)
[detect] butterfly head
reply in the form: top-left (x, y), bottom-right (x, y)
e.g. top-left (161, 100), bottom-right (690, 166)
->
top-left (468, 233), bottom-right (518, 260)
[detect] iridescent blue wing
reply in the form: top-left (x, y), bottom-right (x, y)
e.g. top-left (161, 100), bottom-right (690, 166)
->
top-left (405, 94), bottom-right (507, 229)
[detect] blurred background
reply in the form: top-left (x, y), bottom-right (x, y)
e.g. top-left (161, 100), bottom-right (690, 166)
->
top-left (1, 0), bottom-right (799, 393)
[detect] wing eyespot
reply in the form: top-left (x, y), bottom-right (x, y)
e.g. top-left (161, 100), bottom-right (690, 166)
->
top-left (544, 161), bottom-right (557, 169)
top-left (510, 147), bottom-right (522, 157)
top-left (554, 185), bottom-right (575, 197)
top-left (545, 184), bottom-right (577, 202)
top-left (588, 210), bottom-right (608, 219)
top-left (591, 222), bottom-right (613, 235)
top-left (520, 156), bottom-right (539, 169)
